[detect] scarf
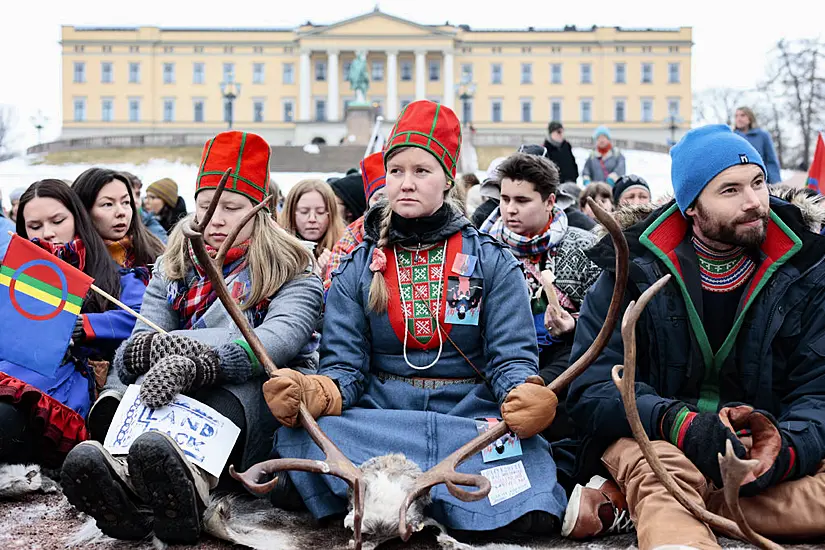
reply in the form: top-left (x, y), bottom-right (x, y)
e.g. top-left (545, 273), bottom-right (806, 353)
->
top-left (597, 142), bottom-right (613, 156)
top-left (31, 237), bottom-right (87, 272)
top-left (389, 203), bottom-right (456, 245)
top-left (172, 240), bottom-right (249, 329)
top-left (692, 236), bottom-right (756, 293)
top-left (480, 206), bottom-right (569, 259)
top-left (105, 236), bottom-right (135, 268)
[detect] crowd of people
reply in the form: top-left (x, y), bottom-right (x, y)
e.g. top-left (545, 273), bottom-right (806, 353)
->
top-left (1, 99), bottom-right (824, 550)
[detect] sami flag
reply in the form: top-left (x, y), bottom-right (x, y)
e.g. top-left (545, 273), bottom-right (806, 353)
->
top-left (0, 234), bottom-right (94, 377)
top-left (807, 133), bottom-right (825, 194)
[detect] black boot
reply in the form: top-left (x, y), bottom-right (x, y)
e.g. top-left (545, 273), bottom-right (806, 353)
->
top-left (268, 471), bottom-right (306, 511)
top-left (61, 441), bottom-right (153, 540)
top-left (127, 431), bottom-right (212, 545)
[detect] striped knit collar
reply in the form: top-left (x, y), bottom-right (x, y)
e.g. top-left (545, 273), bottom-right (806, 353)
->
top-left (691, 236), bottom-right (756, 293)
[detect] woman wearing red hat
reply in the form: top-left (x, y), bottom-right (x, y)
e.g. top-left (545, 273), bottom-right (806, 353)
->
top-left (60, 131), bottom-right (324, 545)
top-left (265, 101), bottom-right (567, 535)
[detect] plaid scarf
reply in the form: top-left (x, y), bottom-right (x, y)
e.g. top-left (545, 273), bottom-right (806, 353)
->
top-left (172, 240), bottom-right (249, 329)
top-left (480, 206), bottom-right (569, 258)
top-left (105, 236), bottom-right (135, 268)
top-left (323, 216), bottom-right (365, 293)
top-left (31, 237), bottom-right (87, 272)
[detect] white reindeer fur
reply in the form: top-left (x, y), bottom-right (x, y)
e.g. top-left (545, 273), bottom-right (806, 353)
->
top-left (0, 463), bottom-right (58, 498)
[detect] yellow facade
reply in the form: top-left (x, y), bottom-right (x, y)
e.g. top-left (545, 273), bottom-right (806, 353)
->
top-left (60, 9), bottom-right (692, 144)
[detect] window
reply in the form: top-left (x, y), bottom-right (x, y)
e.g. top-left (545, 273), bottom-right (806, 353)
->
top-left (163, 99), bottom-right (175, 122)
top-left (641, 99), bottom-right (654, 122)
top-left (253, 63), bottom-right (265, 84)
top-left (616, 46), bottom-right (625, 53)
top-left (128, 62), bottom-right (140, 83)
top-left (491, 63), bottom-right (502, 85)
top-left (223, 63), bottom-right (235, 81)
top-left (128, 98), bottom-right (141, 122)
top-left (253, 100), bottom-right (264, 122)
top-left (163, 46), bottom-right (174, 53)
top-left (460, 63), bottom-right (473, 83)
top-left (74, 45), bottom-right (84, 53)
top-left (551, 99), bottom-right (562, 122)
top-left (400, 98), bottom-right (413, 110)
top-left (551, 63), bottom-right (562, 84)
top-left (102, 45), bottom-right (112, 53)
top-left (315, 99), bottom-right (326, 121)
top-left (581, 46), bottom-right (591, 53)
top-left (551, 46), bottom-right (561, 53)
top-left (129, 46), bottom-right (139, 53)
top-left (73, 62), bottom-right (85, 83)
top-left (614, 99), bottom-right (626, 122)
top-left (641, 63), bottom-right (653, 84)
top-left (371, 61), bottom-right (384, 81)
top-left (462, 100), bottom-right (473, 123)
top-left (283, 63), bottom-right (294, 84)
top-left (522, 46), bottom-right (532, 54)
top-left (163, 63), bottom-right (175, 84)
top-left (669, 46), bottom-right (680, 53)
top-left (73, 98), bottom-right (86, 122)
top-left (615, 63), bottom-right (626, 84)
top-left (193, 63), bottom-right (205, 84)
top-left (642, 46), bottom-right (652, 53)
top-left (194, 46), bottom-right (204, 53)
top-left (580, 99), bottom-right (592, 123)
top-left (315, 60), bottom-right (326, 81)
top-left (193, 100), bottom-right (204, 123)
top-left (401, 61), bottom-right (412, 81)
top-left (101, 98), bottom-right (113, 122)
top-left (521, 63), bottom-right (532, 84)
top-left (224, 46), bottom-right (234, 54)
top-left (491, 100), bottom-right (502, 123)
top-left (254, 46), bottom-right (264, 54)
top-left (520, 99), bottom-right (532, 123)
top-left (580, 63), bottom-right (592, 84)
top-left (283, 99), bottom-right (294, 122)
top-left (668, 62), bottom-right (680, 83)
top-left (100, 62), bottom-right (112, 83)
top-left (428, 60), bottom-right (440, 82)
top-left (668, 98), bottom-right (680, 117)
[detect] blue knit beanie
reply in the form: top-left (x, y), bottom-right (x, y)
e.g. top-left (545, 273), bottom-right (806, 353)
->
top-left (593, 125), bottom-right (611, 140)
top-left (670, 124), bottom-right (766, 214)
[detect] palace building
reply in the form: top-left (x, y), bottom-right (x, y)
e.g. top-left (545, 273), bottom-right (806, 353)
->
top-left (60, 9), bottom-right (692, 146)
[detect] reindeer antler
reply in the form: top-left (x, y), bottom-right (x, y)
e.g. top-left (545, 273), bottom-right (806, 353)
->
top-left (397, 198), bottom-right (630, 541)
top-left (611, 275), bottom-right (783, 550)
top-left (181, 168), bottom-right (365, 550)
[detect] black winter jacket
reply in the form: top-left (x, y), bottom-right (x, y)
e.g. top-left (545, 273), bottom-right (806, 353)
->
top-left (544, 139), bottom-right (579, 184)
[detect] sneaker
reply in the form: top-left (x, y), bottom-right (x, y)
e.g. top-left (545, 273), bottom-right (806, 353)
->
top-left (61, 441), bottom-right (152, 540)
top-left (561, 475), bottom-right (634, 539)
top-left (87, 390), bottom-right (123, 444)
top-left (127, 431), bottom-right (213, 545)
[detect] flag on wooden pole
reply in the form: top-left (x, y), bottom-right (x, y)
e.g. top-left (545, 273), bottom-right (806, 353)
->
top-left (0, 235), bottom-right (94, 376)
top-left (807, 132), bottom-right (825, 194)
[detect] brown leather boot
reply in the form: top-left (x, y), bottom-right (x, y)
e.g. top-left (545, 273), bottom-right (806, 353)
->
top-left (562, 475), bottom-right (634, 539)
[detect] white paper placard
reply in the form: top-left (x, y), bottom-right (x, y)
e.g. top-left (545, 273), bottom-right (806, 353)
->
top-left (103, 384), bottom-right (241, 478)
top-left (479, 460), bottom-right (532, 506)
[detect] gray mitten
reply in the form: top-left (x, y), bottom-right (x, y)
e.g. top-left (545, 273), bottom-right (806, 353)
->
top-left (139, 351), bottom-right (222, 409)
top-left (120, 332), bottom-right (213, 379)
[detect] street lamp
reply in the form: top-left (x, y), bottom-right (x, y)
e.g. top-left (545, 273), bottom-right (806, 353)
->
top-left (220, 76), bottom-right (242, 129)
top-left (664, 114), bottom-right (684, 147)
top-left (455, 75), bottom-right (476, 126)
top-left (30, 110), bottom-right (48, 145)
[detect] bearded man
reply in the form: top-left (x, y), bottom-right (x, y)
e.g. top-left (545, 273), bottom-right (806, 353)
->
top-left (562, 125), bottom-right (825, 549)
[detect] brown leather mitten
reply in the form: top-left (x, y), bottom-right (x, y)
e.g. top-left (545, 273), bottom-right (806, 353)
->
top-left (500, 375), bottom-right (559, 439)
top-left (262, 368), bottom-right (342, 428)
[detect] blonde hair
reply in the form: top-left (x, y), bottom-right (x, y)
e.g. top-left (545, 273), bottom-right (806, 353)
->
top-left (162, 210), bottom-right (313, 310)
top-left (736, 107), bottom-right (757, 129)
top-left (279, 179), bottom-right (344, 257)
top-left (368, 149), bottom-right (464, 312)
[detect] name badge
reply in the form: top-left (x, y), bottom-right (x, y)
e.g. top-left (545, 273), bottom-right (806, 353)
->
top-left (445, 276), bottom-right (482, 326)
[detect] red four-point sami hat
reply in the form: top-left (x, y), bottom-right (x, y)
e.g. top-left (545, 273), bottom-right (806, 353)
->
top-left (360, 151), bottom-right (386, 201)
top-left (196, 131), bottom-right (271, 209)
top-left (383, 100), bottom-right (462, 180)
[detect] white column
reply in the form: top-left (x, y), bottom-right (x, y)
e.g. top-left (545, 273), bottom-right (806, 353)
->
top-left (299, 49), bottom-right (311, 121)
top-left (442, 50), bottom-right (455, 109)
top-left (415, 50), bottom-right (426, 100)
top-left (386, 49), bottom-right (398, 119)
top-left (326, 49), bottom-right (339, 121)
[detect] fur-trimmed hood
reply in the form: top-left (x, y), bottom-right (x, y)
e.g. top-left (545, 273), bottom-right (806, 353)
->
top-left (606, 184), bottom-right (825, 234)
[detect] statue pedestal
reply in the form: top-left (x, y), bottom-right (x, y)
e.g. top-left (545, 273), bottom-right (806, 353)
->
top-left (345, 104), bottom-right (376, 146)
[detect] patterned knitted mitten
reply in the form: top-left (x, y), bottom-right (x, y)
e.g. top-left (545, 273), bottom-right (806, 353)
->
top-left (121, 333), bottom-right (214, 379)
top-left (139, 351), bottom-right (221, 409)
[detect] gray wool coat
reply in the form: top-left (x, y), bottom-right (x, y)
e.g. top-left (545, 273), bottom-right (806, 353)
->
top-left (114, 256), bottom-right (323, 469)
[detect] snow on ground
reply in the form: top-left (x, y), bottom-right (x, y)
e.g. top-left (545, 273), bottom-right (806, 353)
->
top-left (0, 148), bottom-right (676, 212)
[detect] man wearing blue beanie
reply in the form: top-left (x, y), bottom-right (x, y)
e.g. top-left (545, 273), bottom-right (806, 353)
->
top-left (582, 125), bottom-right (626, 187)
top-left (561, 124), bottom-right (825, 547)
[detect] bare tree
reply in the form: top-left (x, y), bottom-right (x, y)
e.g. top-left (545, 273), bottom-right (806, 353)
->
top-left (0, 105), bottom-right (19, 160)
top-left (752, 84), bottom-right (790, 169)
top-left (765, 38), bottom-right (825, 170)
top-left (692, 87), bottom-right (744, 126)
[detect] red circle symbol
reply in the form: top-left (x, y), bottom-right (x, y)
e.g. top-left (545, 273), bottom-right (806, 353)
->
top-left (8, 260), bottom-right (69, 321)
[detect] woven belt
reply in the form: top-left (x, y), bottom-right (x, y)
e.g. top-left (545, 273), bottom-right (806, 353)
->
top-left (376, 371), bottom-right (479, 389)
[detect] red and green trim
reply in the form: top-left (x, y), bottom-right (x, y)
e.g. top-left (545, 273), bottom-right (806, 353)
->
top-left (640, 204), bottom-right (802, 413)
top-left (668, 406), bottom-right (697, 448)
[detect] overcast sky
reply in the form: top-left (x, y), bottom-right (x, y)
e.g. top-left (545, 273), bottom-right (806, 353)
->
top-left (1, 0), bottom-right (820, 148)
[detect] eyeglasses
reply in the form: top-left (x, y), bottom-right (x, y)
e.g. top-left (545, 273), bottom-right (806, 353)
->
top-left (517, 144), bottom-right (549, 159)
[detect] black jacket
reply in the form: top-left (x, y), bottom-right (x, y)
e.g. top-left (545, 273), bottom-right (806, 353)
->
top-left (544, 139), bottom-right (579, 184)
top-left (569, 197), bottom-right (825, 481)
